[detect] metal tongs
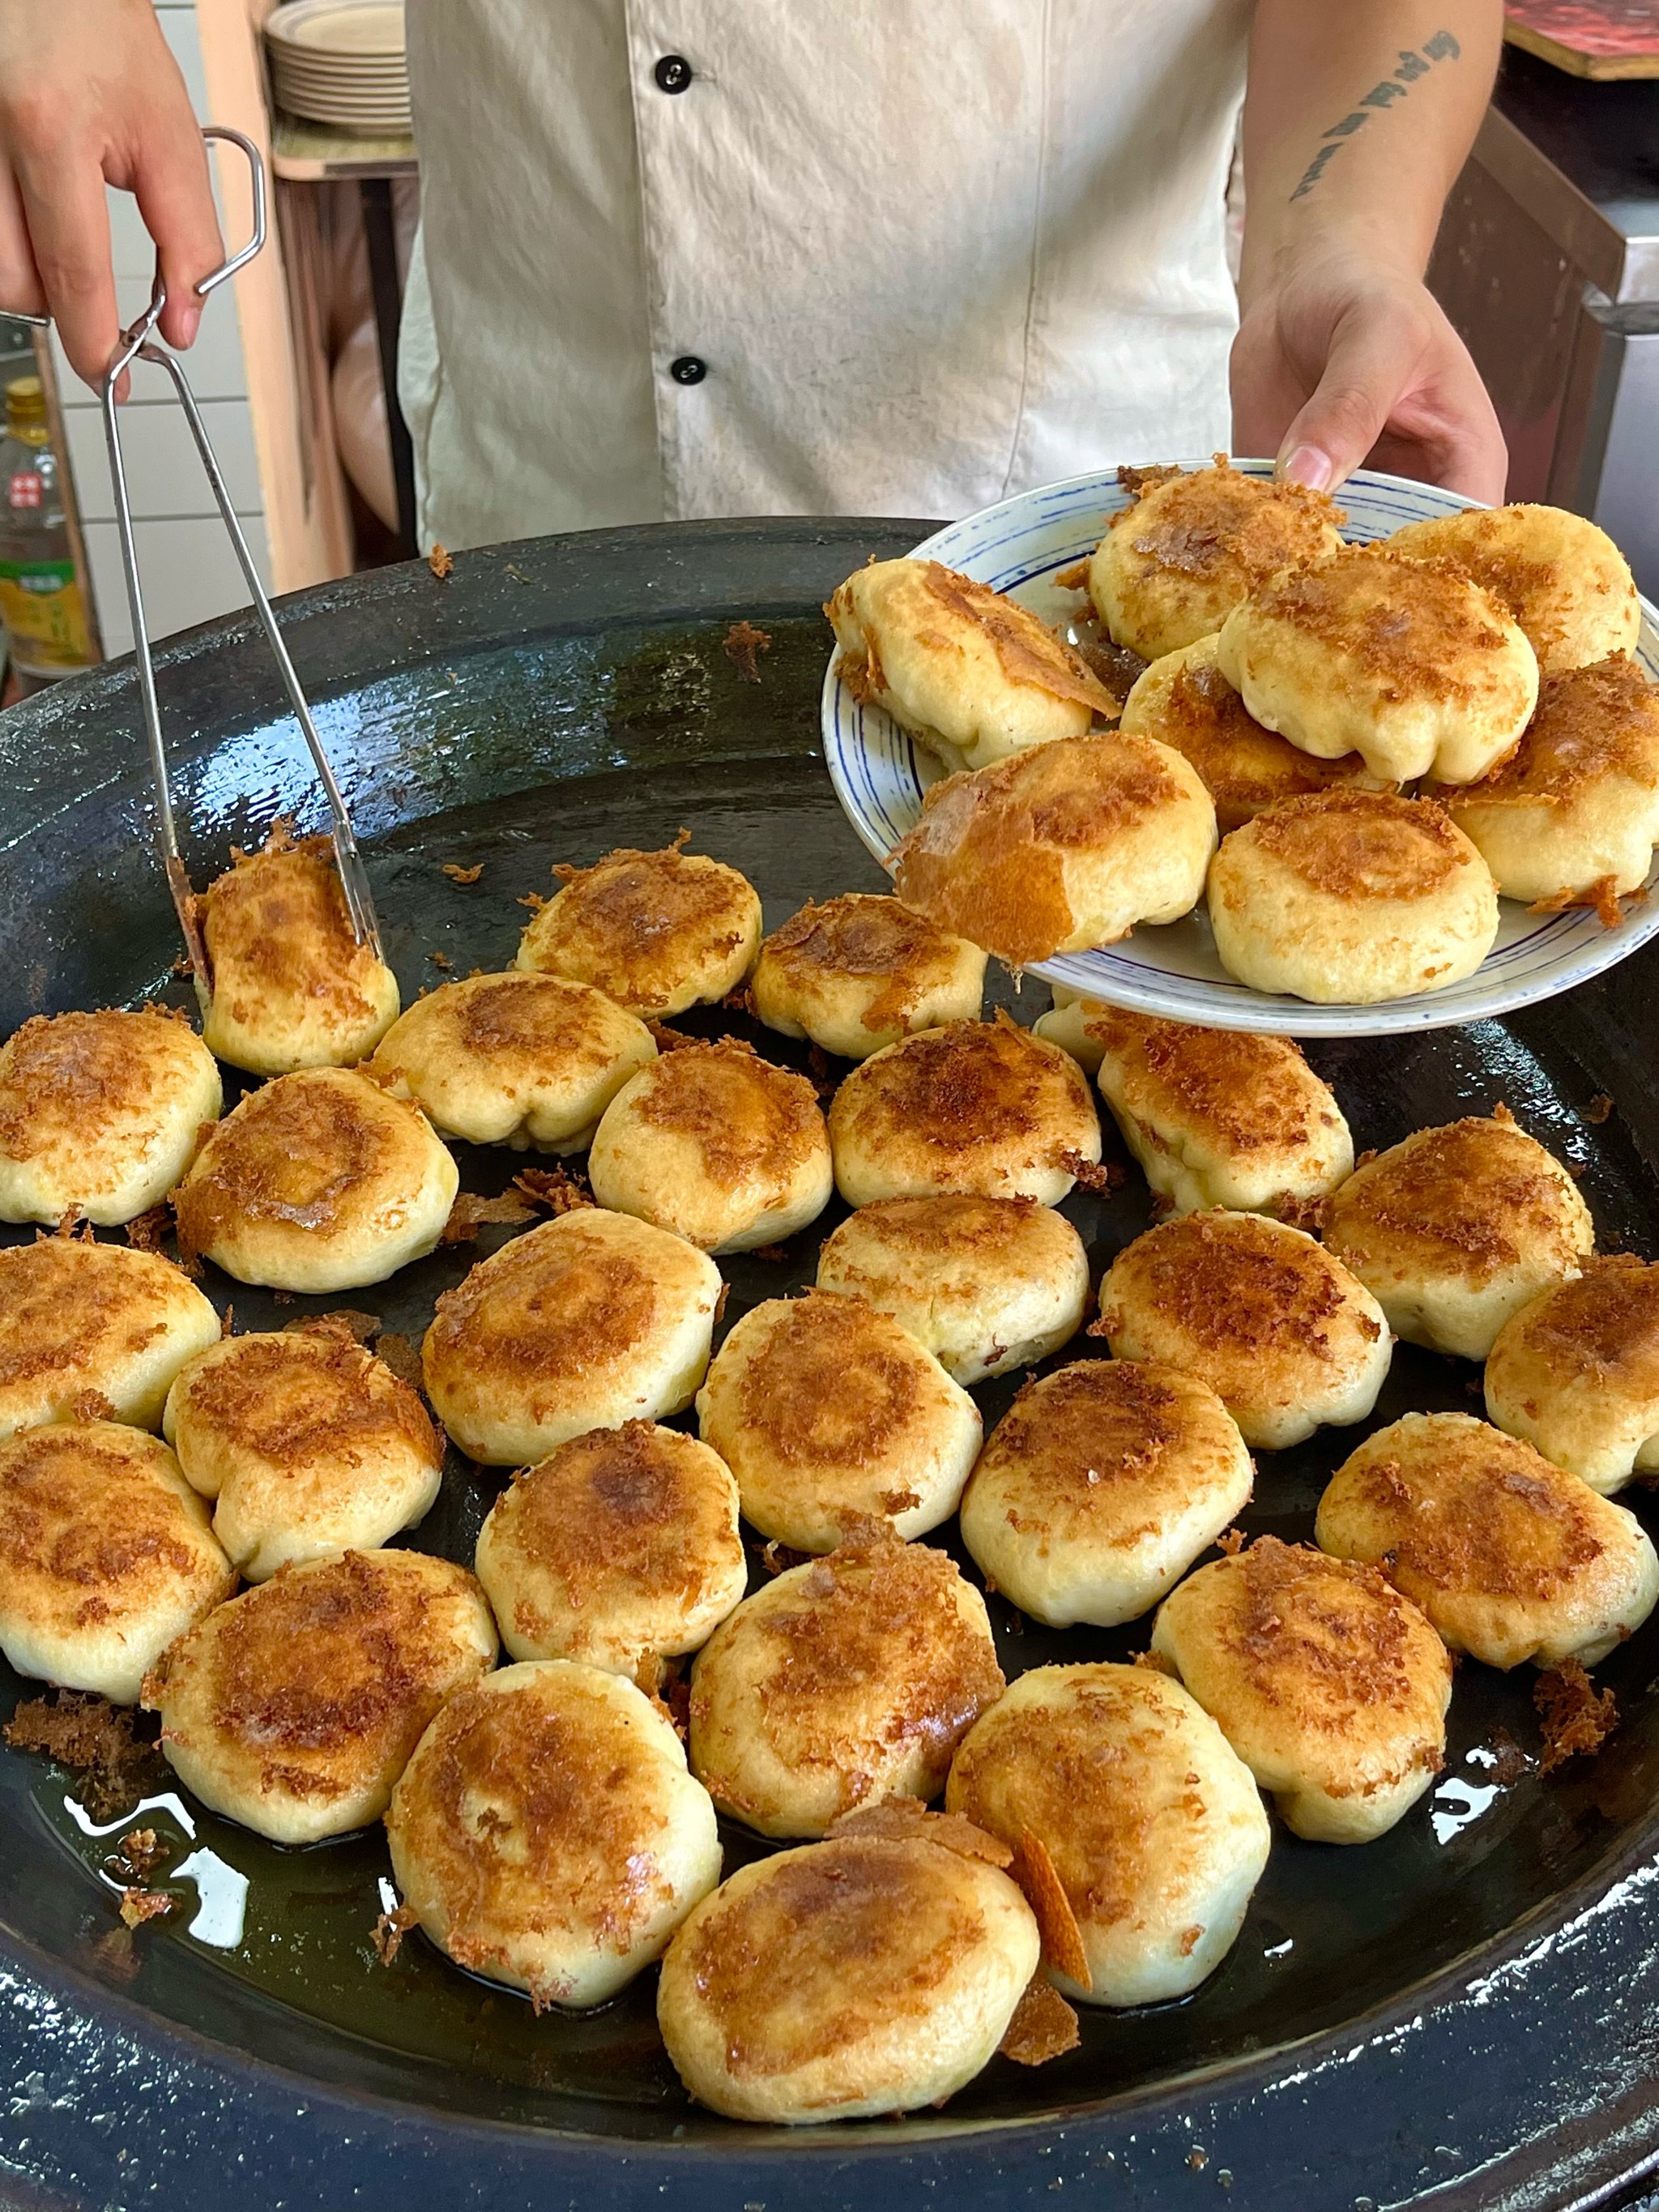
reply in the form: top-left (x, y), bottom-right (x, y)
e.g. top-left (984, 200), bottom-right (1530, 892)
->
top-left (16, 126), bottom-right (382, 987)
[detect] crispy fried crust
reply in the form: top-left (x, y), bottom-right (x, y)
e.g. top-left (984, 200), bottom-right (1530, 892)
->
top-left (475, 1420), bottom-right (746, 1671)
top-left (0, 1421), bottom-right (232, 1704)
top-left (1098, 1211), bottom-right (1389, 1450)
top-left (750, 895), bottom-right (986, 1057)
top-left (200, 832), bottom-right (399, 1075)
top-left (174, 1068), bottom-right (458, 1293)
top-left (829, 1018), bottom-right (1101, 1208)
top-left (1151, 1539), bottom-right (1452, 1843)
top-left (422, 1207), bottom-right (721, 1466)
top-left (145, 1548), bottom-right (497, 1842)
top-left (1316, 1411), bottom-right (1657, 1669)
top-left (946, 1662), bottom-right (1270, 2005)
top-left (1485, 1259), bottom-right (1659, 1492)
top-left (890, 733), bottom-right (1214, 963)
top-left (688, 1533), bottom-right (1003, 1838)
top-left (655, 1833), bottom-right (1039, 2121)
top-left (0, 1009), bottom-right (221, 1227)
top-left (1386, 503), bottom-right (1640, 677)
top-left (0, 1236), bottom-right (220, 1437)
top-left (696, 1292), bottom-right (981, 1551)
top-left (1323, 1117), bottom-right (1592, 1360)
top-left (387, 1659), bottom-right (721, 2009)
top-left (515, 843), bottom-right (761, 1018)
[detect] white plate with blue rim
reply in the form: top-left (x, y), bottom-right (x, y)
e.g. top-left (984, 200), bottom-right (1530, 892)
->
top-left (821, 459), bottom-right (1659, 1036)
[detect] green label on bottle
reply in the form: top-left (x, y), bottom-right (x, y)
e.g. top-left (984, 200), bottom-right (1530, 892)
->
top-left (0, 557), bottom-right (91, 668)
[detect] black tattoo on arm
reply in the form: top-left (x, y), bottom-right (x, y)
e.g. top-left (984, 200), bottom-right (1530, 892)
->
top-left (1289, 29), bottom-right (1461, 202)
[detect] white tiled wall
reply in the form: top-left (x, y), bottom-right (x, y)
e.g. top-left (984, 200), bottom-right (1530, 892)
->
top-left (51, 2), bottom-right (269, 658)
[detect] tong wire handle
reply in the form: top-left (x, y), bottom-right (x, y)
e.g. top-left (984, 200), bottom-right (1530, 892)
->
top-left (69, 126), bottom-right (382, 980)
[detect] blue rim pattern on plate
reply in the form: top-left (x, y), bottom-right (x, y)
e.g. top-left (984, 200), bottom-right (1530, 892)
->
top-left (821, 460), bottom-right (1659, 1036)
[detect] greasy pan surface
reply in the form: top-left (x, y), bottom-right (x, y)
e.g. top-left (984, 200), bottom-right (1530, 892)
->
top-left (2, 522), bottom-right (1659, 2212)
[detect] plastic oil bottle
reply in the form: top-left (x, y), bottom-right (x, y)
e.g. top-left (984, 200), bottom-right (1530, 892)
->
top-left (0, 374), bottom-right (94, 684)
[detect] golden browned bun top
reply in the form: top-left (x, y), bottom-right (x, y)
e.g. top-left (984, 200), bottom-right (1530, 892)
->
top-left (437, 971), bottom-right (641, 1070)
top-left (0, 1421), bottom-right (207, 1602)
top-left (0, 1235), bottom-right (203, 1407)
top-left (980, 1357), bottom-right (1232, 1501)
top-left (832, 1017), bottom-right (1096, 1172)
top-left (759, 895), bottom-right (970, 1027)
top-left (1324, 1116), bottom-right (1585, 1289)
top-left (145, 1549), bottom-right (489, 1786)
top-left (1239, 790), bottom-right (1476, 900)
top-left (1102, 1211), bottom-right (1381, 1357)
top-left (1329, 1417), bottom-right (1611, 1603)
top-left (1181, 1535), bottom-right (1452, 1719)
top-left (423, 1210), bottom-right (707, 1399)
top-left (1108, 459), bottom-right (1341, 584)
top-left (674, 1831), bottom-right (1000, 2082)
top-left (1494, 1256), bottom-right (1659, 1379)
top-left (532, 841), bottom-right (754, 1006)
top-left (0, 1008), bottom-right (207, 1167)
top-left (1085, 1004), bottom-right (1333, 1159)
top-left (203, 828), bottom-right (386, 1022)
top-left (891, 735), bottom-right (1192, 966)
top-left (731, 1292), bottom-right (948, 1481)
top-left (175, 1068), bottom-right (436, 1254)
top-left (1452, 655), bottom-right (1659, 805)
top-left (493, 1420), bottom-right (733, 1611)
top-left (1245, 547), bottom-right (1518, 702)
top-left (832, 559), bottom-right (1119, 716)
top-left (622, 1040), bottom-right (825, 1191)
top-left (180, 1325), bottom-right (441, 1471)
top-left (826, 1190), bottom-right (1053, 1266)
top-left (1143, 649), bottom-right (1377, 827)
top-left (696, 1535), bottom-right (1003, 1795)
top-left (391, 1666), bottom-right (688, 1992)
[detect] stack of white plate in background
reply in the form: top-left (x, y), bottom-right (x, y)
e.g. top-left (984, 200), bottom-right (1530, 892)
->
top-left (265, 0), bottom-right (411, 134)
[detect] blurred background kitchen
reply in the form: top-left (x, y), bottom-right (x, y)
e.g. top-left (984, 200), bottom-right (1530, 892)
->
top-left (1, 0), bottom-right (1655, 698)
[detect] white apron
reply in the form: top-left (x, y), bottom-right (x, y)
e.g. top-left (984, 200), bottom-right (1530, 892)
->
top-left (400, 0), bottom-right (1252, 548)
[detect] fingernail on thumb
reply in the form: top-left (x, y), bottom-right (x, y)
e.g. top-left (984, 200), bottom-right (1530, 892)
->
top-left (178, 302), bottom-right (201, 348)
top-left (1279, 444), bottom-right (1334, 493)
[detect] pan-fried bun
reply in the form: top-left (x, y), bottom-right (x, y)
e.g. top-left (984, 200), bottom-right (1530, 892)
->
top-left (1119, 633), bottom-right (1387, 831)
top-left (144, 1549), bottom-right (497, 1844)
top-left (162, 1326), bottom-right (443, 1581)
top-left (829, 1018), bottom-right (1101, 1209)
top-left (1437, 656), bottom-right (1659, 903)
top-left (387, 1659), bottom-right (722, 2009)
top-left (656, 1830), bottom-right (1039, 2123)
top-left (960, 1361), bottom-right (1252, 1629)
top-left (1322, 1116), bottom-right (1592, 1361)
top-left (515, 841), bottom-right (761, 1018)
top-left (1217, 547), bottom-right (1538, 785)
top-left (695, 1292), bottom-right (981, 1552)
top-left (198, 830), bottom-right (399, 1076)
top-left (1485, 1260), bottom-right (1659, 1494)
top-left (1098, 1211), bottom-right (1389, 1450)
top-left (474, 1420), bottom-right (746, 1673)
top-left (1386, 503), bottom-right (1640, 677)
top-left (1151, 1539), bottom-right (1452, 1843)
top-left (815, 1194), bottom-right (1087, 1385)
top-left (423, 1209), bottom-right (720, 1467)
top-left (1207, 791), bottom-right (1499, 1006)
top-left (588, 1040), bottom-right (832, 1253)
top-left (1035, 1000), bottom-right (1351, 1218)
top-left (1087, 458), bottom-right (1343, 664)
top-left (0, 1236), bottom-right (220, 1437)
top-left (369, 971), bottom-right (656, 1151)
top-left (689, 1534), bottom-right (1002, 1838)
top-left (890, 733), bottom-right (1215, 964)
top-left (1317, 1412), bottom-right (1658, 1671)
top-left (945, 1662), bottom-right (1269, 2005)
top-left (750, 895), bottom-right (986, 1060)
top-left (174, 1068), bottom-right (458, 1293)
top-left (826, 557), bottom-right (1117, 775)
top-left (0, 1009), bottom-right (220, 1226)
top-left (0, 1421), bottom-right (232, 1703)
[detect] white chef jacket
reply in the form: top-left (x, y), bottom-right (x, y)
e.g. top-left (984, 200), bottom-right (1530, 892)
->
top-left (399, 0), bottom-right (1252, 549)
